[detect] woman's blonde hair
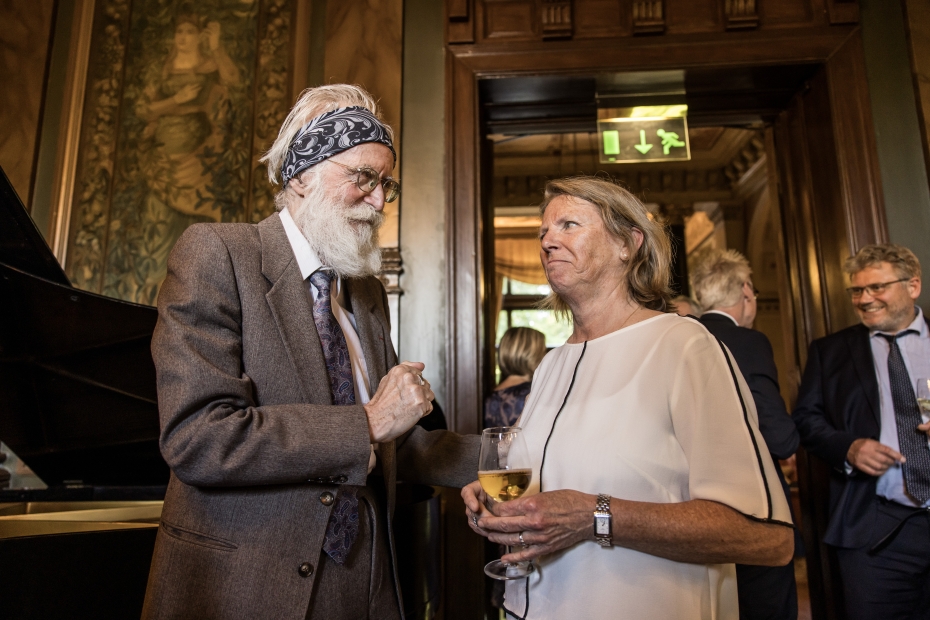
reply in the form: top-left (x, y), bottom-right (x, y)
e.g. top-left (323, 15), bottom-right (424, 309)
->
top-left (259, 84), bottom-right (392, 187)
top-left (498, 327), bottom-right (547, 379)
top-left (690, 248), bottom-right (752, 311)
top-left (538, 176), bottom-right (674, 315)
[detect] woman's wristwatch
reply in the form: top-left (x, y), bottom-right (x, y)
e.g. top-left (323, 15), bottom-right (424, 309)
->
top-left (594, 493), bottom-right (612, 547)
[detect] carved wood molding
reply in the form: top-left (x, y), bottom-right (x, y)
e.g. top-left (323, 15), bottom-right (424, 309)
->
top-left (540, 0), bottom-right (572, 40)
top-left (632, 1), bottom-right (664, 35)
top-left (725, 0), bottom-right (759, 31)
top-left (724, 134), bottom-right (765, 185)
top-left (378, 247), bottom-right (403, 295)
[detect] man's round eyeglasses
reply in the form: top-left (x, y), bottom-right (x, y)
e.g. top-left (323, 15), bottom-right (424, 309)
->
top-left (327, 160), bottom-right (400, 203)
top-left (845, 278), bottom-right (909, 299)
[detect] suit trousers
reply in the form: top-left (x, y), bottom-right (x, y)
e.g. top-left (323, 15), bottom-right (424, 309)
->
top-left (306, 486), bottom-right (400, 620)
top-left (836, 499), bottom-right (930, 620)
top-left (736, 562), bottom-right (798, 620)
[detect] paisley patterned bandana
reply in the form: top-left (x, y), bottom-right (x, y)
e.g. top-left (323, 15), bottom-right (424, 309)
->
top-left (281, 106), bottom-right (395, 185)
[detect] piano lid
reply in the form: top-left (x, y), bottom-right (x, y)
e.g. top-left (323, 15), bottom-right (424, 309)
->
top-left (0, 166), bottom-right (168, 488)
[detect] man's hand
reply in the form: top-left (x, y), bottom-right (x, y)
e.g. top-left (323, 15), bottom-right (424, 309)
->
top-left (847, 438), bottom-right (905, 476)
top-left (462, 480), bottom-right (494, 536)
top-left (363, 362), bottom-right (434, 443)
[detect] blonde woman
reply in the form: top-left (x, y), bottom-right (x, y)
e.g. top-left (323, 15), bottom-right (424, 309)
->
top-left (485, 327), bottom-right (547, 428)
top-left (463, 176), bottom-right (793, 619)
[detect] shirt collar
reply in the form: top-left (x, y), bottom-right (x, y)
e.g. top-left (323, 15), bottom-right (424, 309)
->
top-left (869, 306), bottom-right (927, 339)
top-left (703, 310), bottom-right (740, 326)
top-left (280, 207), bottom-right (322, 280)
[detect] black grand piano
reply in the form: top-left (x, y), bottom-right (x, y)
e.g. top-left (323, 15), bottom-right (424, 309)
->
top-left (0, 166), bottom-right (441, 619)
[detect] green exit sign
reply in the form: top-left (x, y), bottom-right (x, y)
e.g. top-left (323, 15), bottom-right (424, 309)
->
top-left (598, 116), bottom-right (691, 164)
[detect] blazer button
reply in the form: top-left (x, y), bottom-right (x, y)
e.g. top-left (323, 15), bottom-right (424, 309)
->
top-left (320, 491), bottom-right (334, 506)
top-left (337, 475), bottom-right (347, 483)
top-left (298, 562), bottom-right (314, 578)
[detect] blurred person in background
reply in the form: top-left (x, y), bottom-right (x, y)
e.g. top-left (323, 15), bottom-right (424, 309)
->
top-left (671, 294), bottom-right (703, 317)
top-left (484, 326), bottom-right (547, 429)
top-left (692, 248), bottom-right (800, 620)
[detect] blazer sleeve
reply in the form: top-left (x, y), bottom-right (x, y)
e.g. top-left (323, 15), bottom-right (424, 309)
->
top-left (153, 225), bottom-right (372, 488)
top-left (744, 331), bottom-right (799, 460)
top-left (793, 339), bottom-right (861, 470)
top-left (395, 426), bottom-right (480, 488)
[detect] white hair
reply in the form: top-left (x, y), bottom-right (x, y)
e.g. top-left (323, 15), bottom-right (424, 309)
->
top-left (690, 249), bottom-right (752, 311)
top-left (259, 84), bottom-right (394, 187)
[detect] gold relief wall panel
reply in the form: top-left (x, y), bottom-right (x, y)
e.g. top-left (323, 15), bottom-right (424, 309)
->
top-left (0, 0), bottom-right (56, 207)
top-left (63, 0), bottom-right (296, 305)
top-left (324, 0), bottom-right (403, 247)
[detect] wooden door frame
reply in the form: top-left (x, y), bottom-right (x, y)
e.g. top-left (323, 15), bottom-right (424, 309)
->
top-left (444, 25), bottom-right (860, 433)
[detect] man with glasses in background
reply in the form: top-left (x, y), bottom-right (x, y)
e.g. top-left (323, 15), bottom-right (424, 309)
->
top-left (795, 244), bottom-right (930, 620)
top-left (691, 249), bottom-right (800, 620)
top-left (142, 84), bottom-right (479, 619)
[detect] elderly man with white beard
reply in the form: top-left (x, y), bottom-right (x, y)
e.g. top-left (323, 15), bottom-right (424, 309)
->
top-left (141, 84), bottom-right (480, 620)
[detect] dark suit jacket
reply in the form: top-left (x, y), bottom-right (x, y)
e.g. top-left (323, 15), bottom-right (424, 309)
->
top-left (141, 214), bottom-right (479, 619)
top-left (793, 318), bottom-right (929, 548)
top-left (700, 313), bottom-right (800, 462)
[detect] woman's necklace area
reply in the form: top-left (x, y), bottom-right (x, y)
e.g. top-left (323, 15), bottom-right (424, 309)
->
top-left (616, 305), bottom-right (642, 332)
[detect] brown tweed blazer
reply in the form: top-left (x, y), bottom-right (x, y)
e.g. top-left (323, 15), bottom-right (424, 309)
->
top-left (141, 213), bottom-right (479, 619)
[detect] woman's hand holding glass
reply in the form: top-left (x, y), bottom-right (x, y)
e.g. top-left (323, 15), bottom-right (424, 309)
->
top-left (465, 488), bottom-right (601, 564)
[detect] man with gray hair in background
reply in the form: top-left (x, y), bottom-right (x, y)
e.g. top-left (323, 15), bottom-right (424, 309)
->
top-left (692, 248), bottom-right (800, 620)
top-left (142, 84), bottom-right (479, 619)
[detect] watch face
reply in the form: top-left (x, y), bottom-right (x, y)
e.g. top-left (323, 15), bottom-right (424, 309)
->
top-left (595, 515), bottom-right (610, 535)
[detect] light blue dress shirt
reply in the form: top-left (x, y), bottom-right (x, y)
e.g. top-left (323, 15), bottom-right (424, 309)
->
top-left (869, 307), bottom-right (930, 507)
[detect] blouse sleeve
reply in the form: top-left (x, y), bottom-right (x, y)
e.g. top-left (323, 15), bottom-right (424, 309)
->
top-left (668, 327), bottom-right (793, 525)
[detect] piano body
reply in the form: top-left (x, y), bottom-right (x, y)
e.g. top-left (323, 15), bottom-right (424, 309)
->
top-left (0, 166), bottom-right (441, 619)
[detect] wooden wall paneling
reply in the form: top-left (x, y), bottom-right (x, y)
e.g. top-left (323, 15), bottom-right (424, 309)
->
top-left (800, 68), bottom-right (854, 336)
top-left (757, 0), bottom-right (819, 29)
top-left (448, 0), bottom-right (476, 43)
top-left (724, 0), bottom-right (760, 31)
top-left (541, 0), bottom-right (573, 39)
top-left (443, 52), bottom-right (486, 620)
top-left (572, 0), bottom-right (626, 38)
top-left (825, 29), bottom-right (888, 252)
top-left (449, 0), bottom-right (471, 20)
top-left (826, 0), bottom-right (859, 25)
top-left (482, 0), bottom-right (538, 41)
top-left (632, 0), bottom-right (665, 35)
top-left (774, 97), bottom-right (841, 620)
top-left (665, 0), bottom-right (720, 35)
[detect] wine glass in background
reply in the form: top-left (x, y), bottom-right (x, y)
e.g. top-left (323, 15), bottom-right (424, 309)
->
top-left (478, 426), bottom-right (534, 580)
top-left (916, 378), bottom-right (930, 437)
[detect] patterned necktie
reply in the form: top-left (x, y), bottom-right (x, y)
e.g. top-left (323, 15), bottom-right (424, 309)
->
top-left (879, 332), bottom-right (930, 503)
top-left (309, 269), bottom-right (360, 564)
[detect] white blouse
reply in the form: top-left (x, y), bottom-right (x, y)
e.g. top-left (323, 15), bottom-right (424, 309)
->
top-left (504, 313), bottom-right (792, 620)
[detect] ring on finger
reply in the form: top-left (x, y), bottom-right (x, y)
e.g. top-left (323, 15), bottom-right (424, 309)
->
top-left (518, 531), bottom-right (529, 548)
top-left (472, 515), bottom-right (479, 527)
top-left (416, 373), bottom-right (425, 386)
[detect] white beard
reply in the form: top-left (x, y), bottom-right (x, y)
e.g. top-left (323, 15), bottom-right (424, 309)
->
top-left (290, 175), bottom-right (385, 278)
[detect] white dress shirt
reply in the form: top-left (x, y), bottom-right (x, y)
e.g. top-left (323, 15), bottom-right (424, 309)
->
top-left (280, 208), bottom-right (376, 473)
top-left (869, 307), bottom-right (930, 507)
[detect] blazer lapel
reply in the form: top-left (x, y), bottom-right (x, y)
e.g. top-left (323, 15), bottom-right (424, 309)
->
top-left (259, 214), bottom-right (332, 405)
top-left (846, 324), bottom-right (881, 429)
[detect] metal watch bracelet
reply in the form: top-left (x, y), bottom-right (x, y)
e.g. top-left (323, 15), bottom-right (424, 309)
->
top-left (594, 493), bottom-right (612, 547)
